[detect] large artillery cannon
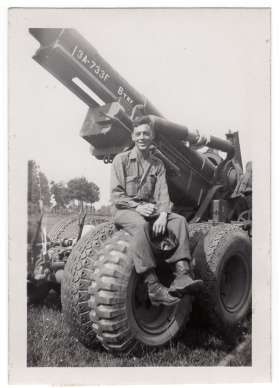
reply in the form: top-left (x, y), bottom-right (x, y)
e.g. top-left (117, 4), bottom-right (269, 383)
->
top-left (29, 28), bottom-right (252, 355)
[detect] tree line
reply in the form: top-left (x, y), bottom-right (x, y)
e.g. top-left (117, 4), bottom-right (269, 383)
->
top-left (28, 160), bottom-right (108, 213)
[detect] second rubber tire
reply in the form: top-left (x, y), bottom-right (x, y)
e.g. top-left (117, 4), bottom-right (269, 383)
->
top-left (192, 224), bottom-right (252, 331)
top-left (48, 214), bottom-right (110, 241)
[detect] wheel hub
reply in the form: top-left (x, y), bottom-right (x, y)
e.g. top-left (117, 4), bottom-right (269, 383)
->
top-left (131, 273), bottom-right (178, 335)
top-left (220, 253), bottom-right (250, 313)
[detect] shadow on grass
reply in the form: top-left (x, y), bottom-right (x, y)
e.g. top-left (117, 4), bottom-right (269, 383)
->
top-left (182, 315), bottom-right (251, 351)
top-left (28, 285), bottom-right (62, 311)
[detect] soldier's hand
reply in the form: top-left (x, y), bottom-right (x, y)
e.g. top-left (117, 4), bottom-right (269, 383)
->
top-left (153, 212), bottom-right (168, 236)
top-left (136, 203), bottom-right (157, 217)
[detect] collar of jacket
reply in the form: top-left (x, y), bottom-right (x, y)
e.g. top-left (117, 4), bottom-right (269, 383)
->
top-left (129, 146), bottom-right (157, 162)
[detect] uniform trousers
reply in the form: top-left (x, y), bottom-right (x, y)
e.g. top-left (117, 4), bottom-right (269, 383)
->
top-left (113, 209), bottom-right (191, 274)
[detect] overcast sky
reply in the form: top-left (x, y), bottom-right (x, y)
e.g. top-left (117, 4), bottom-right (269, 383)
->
top-left (9, 8), bottom-right (270, 208)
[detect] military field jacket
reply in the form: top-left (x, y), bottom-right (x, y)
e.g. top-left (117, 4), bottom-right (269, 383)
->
top-left (110, 147), bottom-right (172, 214)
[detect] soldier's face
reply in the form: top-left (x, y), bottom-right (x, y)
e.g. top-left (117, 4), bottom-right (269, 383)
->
top-left (132, 124), bottom-right (154, 152)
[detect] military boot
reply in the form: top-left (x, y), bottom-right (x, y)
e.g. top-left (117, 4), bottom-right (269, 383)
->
top-left (144, 269), bottom-right (180, 307)
top-left (169, 260), bottom-right (204, 297)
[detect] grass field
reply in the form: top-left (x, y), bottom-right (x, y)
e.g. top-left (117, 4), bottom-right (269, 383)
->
top-left (27, 213), bottom-right (252, 367)
top-left (27, 290), bottom-right (251, 367)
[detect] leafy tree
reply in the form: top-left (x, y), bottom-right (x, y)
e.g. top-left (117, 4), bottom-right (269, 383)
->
top-left (50, 181), bottom-right (69, 209)
top-left (67, 177), bottom-right (88, 205)
top-left (87, 182), bottom-right (100, 212)
top-left (67, 177), bottom-right (100, 211)
top-left (28, 160), bottom-right (51, 209)
top-left (28, 160), bottom-right (38, 205)
top-left (39, 171), bottom-right (51, 207)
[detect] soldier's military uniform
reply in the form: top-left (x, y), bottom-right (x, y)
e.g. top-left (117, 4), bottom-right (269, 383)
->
top-left (110, 146), bottom-right (191, 273)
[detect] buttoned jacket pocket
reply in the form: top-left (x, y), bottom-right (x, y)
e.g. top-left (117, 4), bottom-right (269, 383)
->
top-left (141, 173), bottom-right (157, 200)
top-left (125, 175), bottom-right (137, 196)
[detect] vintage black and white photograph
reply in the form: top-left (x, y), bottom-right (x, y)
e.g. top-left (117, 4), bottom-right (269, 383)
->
top-left (8, 7), bottom-right (271, 385)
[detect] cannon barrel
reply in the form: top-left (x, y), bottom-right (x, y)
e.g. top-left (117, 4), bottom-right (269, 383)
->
top-left (29, 28), bottom-right (164, 118)
top-left (148, 115), bottom-right (234, 154)
top-left (29, 28), bottom-right (234, 156)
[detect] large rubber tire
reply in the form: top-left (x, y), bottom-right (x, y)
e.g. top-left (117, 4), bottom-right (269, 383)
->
top-left (61, 221), bottom-right (116, 348)
top-left (192, 224), bottom-right (252, 331)
top-left (188, 223), bottom-right (213, 255)
top-left (88, 229), bottom-right (193, 356)
top-left (48, 215), bottom-right (110, 241)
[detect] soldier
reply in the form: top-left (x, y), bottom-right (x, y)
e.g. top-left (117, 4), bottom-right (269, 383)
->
top-left (110, 116), bottom-right (204, 306)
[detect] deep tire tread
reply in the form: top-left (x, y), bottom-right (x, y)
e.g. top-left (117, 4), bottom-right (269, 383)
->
top-left (61, 221), bottom-right (116, 348)
top-left (89, 230), bottom-right (141, 354)
top-left (193, 224), bottom-right (252, 332)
